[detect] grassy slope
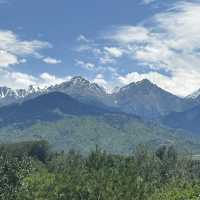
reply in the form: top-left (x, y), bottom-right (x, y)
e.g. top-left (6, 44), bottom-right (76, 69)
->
top-left (0, 114), bottom-right (200, 154)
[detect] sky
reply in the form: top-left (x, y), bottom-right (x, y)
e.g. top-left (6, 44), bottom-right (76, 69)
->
top-left (0, 0), bottom-right (200, 96)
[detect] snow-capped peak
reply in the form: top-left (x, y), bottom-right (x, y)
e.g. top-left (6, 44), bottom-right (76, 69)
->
top-left (27, 85), bottom-right (42, 94)
top-left (0, 85), bottom-right (43, 100)
top-left (0, 76), bottom-right (108, 105)
top-left (46, 76), bottom-right (107, 98)
top-left (0, 87), bottom-right (15, 98)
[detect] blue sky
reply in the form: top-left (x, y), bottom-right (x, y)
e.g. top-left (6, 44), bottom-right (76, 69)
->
top-left (0, 0), bottom-right (200, 96)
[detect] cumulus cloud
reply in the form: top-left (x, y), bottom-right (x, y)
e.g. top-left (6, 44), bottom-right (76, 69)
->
top-left (105, 1), bottom-right (200, 96)
top-left (0, 30), bottom-right (51, 55)
top-left (43, 57), bottom-right (62, 64)
top-left (0, 30), bottom-right (51, 68)
top-left (0, 69), bottom-right (37, 89)
top-left (0, 30), bottom-right (63, 89)
top-left (0, 50), bottom-right (19, 67)
top-left (0, 68), bottom-right (71, 89)
top-left (39, 73), bottom-right (71, 87)
top-left (93, 74), bottom-right (112, 93)
top-left (98, 47), bottom-right (124, 65)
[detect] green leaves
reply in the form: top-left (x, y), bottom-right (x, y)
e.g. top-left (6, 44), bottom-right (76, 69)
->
top-left (0, 153), bottom-right (33, 200)
top-left (1, 142), bottom-right (200, 200)
top-left (17, 172), bottom-right (60, 200)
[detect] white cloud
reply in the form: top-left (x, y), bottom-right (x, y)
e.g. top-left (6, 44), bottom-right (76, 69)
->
top-left (93, 74), bottom-right (112, 93)
top-left (43, 57), bottom-right (62, 64)
top-left (0, 50), bottom-right (19, 67)
top-left (106, 26), bottom-right (150, 44)
top-left (0, 30), bottom-right (63, 89)
top-left (0, 69), bottom-right (37, 89)
top-left (118, 71), bottom-right (200, 97)
top-left (0, 68), bottom-right (71, 89)
top-left (0, 30), bottom-right (51, 68)
top-left (0, 51), bottom-right (27, 68)
top-left (76, 34), bottom-right (124, 66)
top-left (105, 1), bottom-right (200, 96)
top-left (75, 60), bottom-right (95, 70)
top-left (98, 47), bottom-right (124, 65)
top-left (39, 73), bottom-right (71, 87)
top-left (0, 30), bottom-right (51, 56)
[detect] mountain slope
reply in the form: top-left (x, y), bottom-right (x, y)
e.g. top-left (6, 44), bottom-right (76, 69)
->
top-left (114, 79), bottom-right (185, 119)
top-left (0, 92), bottom-right (109, 126)
top-left (0, 77), bottom-right (199, 120)
top-left (0, 85), bottom-right (44, 106)
top-left (0, 91), bottom-right (199, 154)
top-left (1, 114), bottom-right (200, 155)
top-left (0, 76), bottom-right (113, 109)
top-left (186, 89), bottom-right (200, 108)
top-left (0, 86), bottom-right (26, 106)
top-left (47, 76), bottom-right (113, 107)
top-left (162, 104), bottom-right (200, 134)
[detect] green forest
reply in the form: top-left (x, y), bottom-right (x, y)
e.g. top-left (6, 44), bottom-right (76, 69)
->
top-left (1, 141), bottom-right (200, 200)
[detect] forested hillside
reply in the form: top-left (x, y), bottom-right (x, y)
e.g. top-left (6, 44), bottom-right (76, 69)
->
top-left (0, 115), bottom-right (199, 154)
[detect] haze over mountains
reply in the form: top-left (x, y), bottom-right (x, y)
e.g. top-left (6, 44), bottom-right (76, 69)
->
top-left (1, 76), bottom-right (200, 154)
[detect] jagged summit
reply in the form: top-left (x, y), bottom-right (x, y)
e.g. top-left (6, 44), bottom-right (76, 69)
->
top-left (0, 76), bottom-right (108, 108)
top-left (0, 85), bottom-right (43, 99)
top-left (0, 85), bottom-right (44, 106)
top-left (0, 77), bottom-right (187, 119)
top-left (27, 85), bottom-right (42, 94)
top-left (0, 78), bottom-right (158, 101)
top-left (118, 79), bottom-right (156, 93)
top-left (49, 76), bottom-right (106, 96)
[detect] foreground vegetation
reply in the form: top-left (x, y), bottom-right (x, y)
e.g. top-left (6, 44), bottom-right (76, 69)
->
top-left (1, 141), bottom-right (200, 199)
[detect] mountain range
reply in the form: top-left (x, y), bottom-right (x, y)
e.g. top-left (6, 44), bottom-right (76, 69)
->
top-left (1, 76), bottom-right (199, 119)
top-left (0, 90), bottom-right (199, 154)
top-left (0, 85), bottom-right (44, 107)
top-left (1, 76), bottom-right (200, 154)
